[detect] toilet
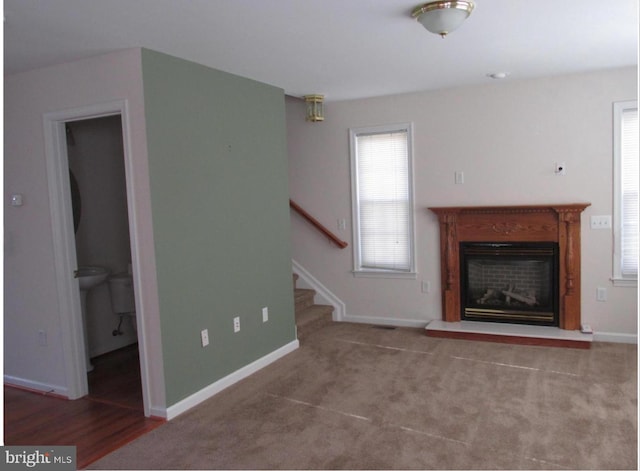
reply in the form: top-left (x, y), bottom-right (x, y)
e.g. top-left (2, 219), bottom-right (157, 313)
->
top-left (108, 272), bottom-right (137, 334)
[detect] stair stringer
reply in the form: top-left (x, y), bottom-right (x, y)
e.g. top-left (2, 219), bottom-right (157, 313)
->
top-left (292, 259), bottom-right (345, 322)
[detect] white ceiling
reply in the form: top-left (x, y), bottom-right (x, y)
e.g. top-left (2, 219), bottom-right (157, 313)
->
top-left (3, 0), bottom-right (638, 101)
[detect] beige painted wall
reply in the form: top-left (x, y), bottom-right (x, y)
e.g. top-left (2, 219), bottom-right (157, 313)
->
top-left (287, 67), bottom-right (638, 340)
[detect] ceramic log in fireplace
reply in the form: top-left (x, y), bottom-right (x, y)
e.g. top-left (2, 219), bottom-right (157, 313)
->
top-left (428, 204), bottom-right (590, 330)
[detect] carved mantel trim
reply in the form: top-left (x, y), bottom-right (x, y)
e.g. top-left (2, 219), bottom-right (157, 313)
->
top-left (428, 203), bottom-right (591, 330)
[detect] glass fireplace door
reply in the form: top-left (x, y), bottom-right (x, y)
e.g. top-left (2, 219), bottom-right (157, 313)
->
top-left (460, 242), bottom-right (559, 326)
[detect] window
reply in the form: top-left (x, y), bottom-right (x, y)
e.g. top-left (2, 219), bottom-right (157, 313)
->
top-left (349, 123), bottom-right (415, 277)
top-left (613, 100), bottom-right (638, 285)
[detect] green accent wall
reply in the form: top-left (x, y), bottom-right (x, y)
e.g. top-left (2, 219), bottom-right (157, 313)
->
top-left (140, 49), bottom-right (296, 406)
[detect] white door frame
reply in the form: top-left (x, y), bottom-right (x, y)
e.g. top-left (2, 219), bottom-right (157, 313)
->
top-left (43, 100), bottom-right (152, 416)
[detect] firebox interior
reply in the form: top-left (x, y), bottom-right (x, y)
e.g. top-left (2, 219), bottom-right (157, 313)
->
top-left (460, 242), bottom-right (559, 326)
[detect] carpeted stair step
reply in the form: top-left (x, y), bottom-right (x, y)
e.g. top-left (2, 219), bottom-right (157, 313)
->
top-left (295, 288), bottom-right (316, 313)
top-left (296, 304), bottom-right (334, 340)
top-left (292, 273), bottom-right (334, 340)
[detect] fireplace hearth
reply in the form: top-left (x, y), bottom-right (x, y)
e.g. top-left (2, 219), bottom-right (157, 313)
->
top-left (428, 204), bottom-right (590, 331)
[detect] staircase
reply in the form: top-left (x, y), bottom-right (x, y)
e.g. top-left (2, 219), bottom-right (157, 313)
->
top-left (293, 274), bottom-right (334, 340)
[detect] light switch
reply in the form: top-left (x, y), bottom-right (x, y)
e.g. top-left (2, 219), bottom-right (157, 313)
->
top-left (590, 215), bottom-right (611, 229)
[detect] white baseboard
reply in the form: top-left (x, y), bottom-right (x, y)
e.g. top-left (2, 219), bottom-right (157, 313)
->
top-left (593, 331), bottom-right (637, 344)
top-left (342, 314), bottom-right (430, 329)
top-left (4, 375), bottom-right (69, 397)
top-left (162, 339), bottom-right (299, 420)
top-left (292, 259), bottom-right (346, 321)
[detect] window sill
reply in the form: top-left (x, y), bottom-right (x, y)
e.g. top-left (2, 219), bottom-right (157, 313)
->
top-left (352, 270), bottom-right (417, 279)
top-left (611, 277), bottom-right (637, 287)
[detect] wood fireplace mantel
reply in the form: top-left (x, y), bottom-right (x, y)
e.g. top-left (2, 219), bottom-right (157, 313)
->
top-left (428, 204), bottom-right (590, 330)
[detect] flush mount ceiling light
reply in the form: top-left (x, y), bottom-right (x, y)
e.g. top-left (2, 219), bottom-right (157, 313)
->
top-left (304, 94), bottom-right (324, 122)
top-left (487, 72), bottom-right (510, 80)
top-left (412, 1), bottom-right (475, 38)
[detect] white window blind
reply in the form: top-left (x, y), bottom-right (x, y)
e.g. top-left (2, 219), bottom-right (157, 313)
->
top-left (350, 124), bottom-right (415, 275)
top-left (613, 101), bottom-right (638, 282)
top-left (619, 106), bottom-right (639, 276)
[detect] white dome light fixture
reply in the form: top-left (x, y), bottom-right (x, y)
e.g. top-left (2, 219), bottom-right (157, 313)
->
top-left (487, 72), bottom-right (510, 80)
top-left (412, 1), bottom-right (475, 38)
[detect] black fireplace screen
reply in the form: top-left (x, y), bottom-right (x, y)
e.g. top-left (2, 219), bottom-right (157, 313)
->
top-left (460, 242), bottom-right (559, 326)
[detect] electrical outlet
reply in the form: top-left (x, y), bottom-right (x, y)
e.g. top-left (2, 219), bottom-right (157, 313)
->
top-left (200, 329), bottom-right (209, 347)
top-left (581, 324), bottom-right (593, 334)
top-left (596, 287), bottom-right (607, 302)
top-left (337, 219), bottom-right (346, 231)
top-left (421, 281), bottom-right (431, 293)
top-left (262, 307), bottom-right (269, 323)
top-left (454, 171), bottom-right (464, 185)
top-left (233, 316), bottom-right (240, 333)
top-left (590, 215), bottom-right (612, 229)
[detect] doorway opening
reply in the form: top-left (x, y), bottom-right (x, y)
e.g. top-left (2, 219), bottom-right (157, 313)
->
top-left (66, 116), bottom-right (143, 410)
top-left (43, 100), bottom-right (155, 417)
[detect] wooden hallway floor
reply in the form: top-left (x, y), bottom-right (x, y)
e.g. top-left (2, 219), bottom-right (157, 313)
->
top-left (3, 345), bottom-right (164, 469)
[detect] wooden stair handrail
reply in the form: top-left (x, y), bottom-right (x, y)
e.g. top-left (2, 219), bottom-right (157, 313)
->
top-left (289, 199), bottom-right (348, 249)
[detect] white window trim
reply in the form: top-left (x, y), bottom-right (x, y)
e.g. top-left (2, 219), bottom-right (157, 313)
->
top-left (612, 100), bottom-right (638, 287)
top-left (349, 122), bottom-right (417, 279)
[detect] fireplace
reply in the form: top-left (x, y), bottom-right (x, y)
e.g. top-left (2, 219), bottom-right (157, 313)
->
top-left (460, 242), bottom-right (559, 326)
top-left (428, 204), bottom-right (590, 330)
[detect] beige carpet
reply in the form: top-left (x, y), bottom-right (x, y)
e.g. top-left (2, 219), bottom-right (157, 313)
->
top-left (89, 322), bottom-right (637, 470)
